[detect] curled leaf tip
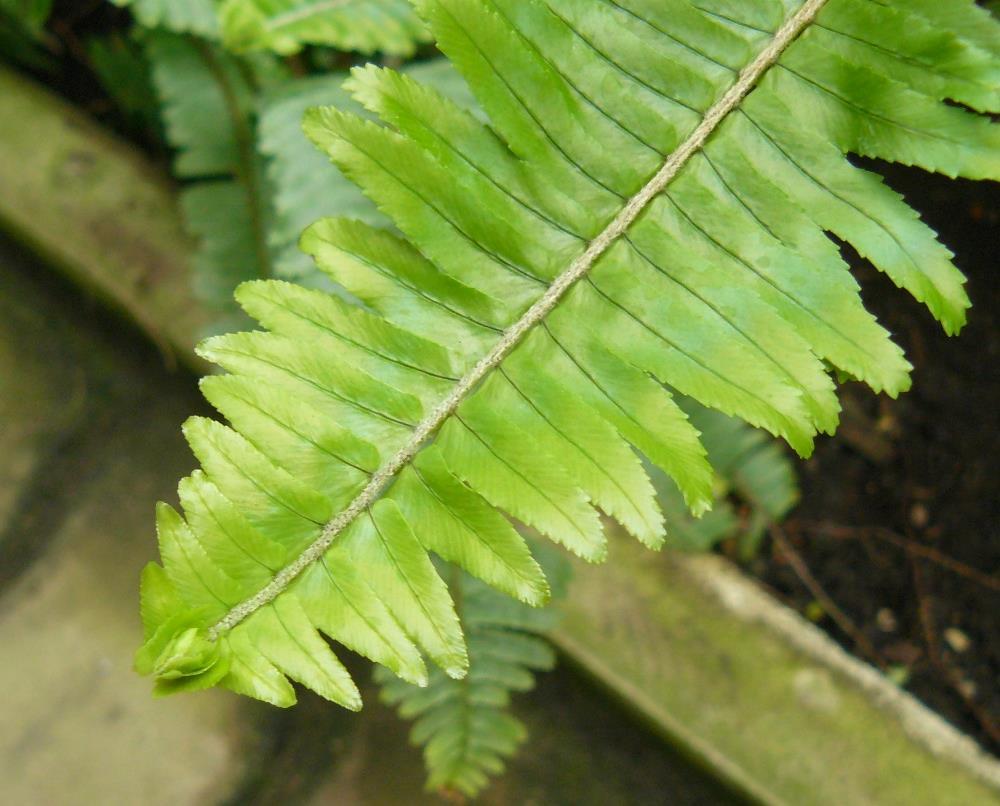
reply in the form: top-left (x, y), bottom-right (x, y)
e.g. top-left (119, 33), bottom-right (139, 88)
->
top-left (152, 627), bottom-right (223, 680)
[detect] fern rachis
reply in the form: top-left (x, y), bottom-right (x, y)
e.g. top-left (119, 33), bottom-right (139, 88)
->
top-left (138, 0), bottom-right (996, 727)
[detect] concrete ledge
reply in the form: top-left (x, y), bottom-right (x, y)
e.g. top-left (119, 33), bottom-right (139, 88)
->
top-left (2, 63), bottom-right (997, 806)
top-left (557, 545), bottom-right (1000, 805)
top-left (0, 64), bottom-right (208, 373)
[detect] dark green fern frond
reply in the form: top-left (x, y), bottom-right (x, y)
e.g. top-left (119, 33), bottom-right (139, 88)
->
top-left (657, 400), bottom-right (799, 554)
top-left (219, 0), bottom-right (430, 57)
top-left (377, 547), bottom-right (569, 798)
top-left (137, 0), bottom-right (998, 711)
top-left (145, 31), bottom-right (279, 329)
top-left (87, 34), bottom-right (161, 138)
top-left (260, 73), bottom-right (381, 282)
top-left (0, 0), bottom-right (51, 35)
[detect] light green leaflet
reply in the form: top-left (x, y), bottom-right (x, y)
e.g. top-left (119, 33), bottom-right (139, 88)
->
top-left (137, 0), bottom-right (999, 710)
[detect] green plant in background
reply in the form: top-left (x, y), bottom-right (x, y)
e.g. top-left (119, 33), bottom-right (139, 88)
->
top-left (0, 0), bottom-right (53, 68)
top-left (106, 0), bottom-right (431, 327)
top-left (377, 540), bottom-right (570, 797)
top-left (219, 0), bottom-right (430, 56)
top-left (144, 30), bottom-right (281, 329)
top-left (657, 399), bottom-right (799, 557)
top-left (111, 0), bottom-right (221, 38)
top-left (5, 0), bottom-right (996, 798)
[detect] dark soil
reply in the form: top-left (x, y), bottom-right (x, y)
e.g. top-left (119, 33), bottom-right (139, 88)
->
top-left (749, 162), bottom-right (1000, 753)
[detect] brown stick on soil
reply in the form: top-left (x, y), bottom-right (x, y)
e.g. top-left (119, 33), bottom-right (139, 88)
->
top-left (770, 525), bottom-right (884, 666)
top-left (795, 520), bottom-right (999, 592)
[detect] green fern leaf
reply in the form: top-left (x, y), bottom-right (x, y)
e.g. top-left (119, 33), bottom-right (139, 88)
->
top-left (219, 0), bottom-right (430, 56)
top-left (0, 0), bottom-right (54, 69)
top-left (87, 35), bottom-right (161, 137)
top-left (138, 0), bottom-right (998, 709)
top-left (376, 545), bottom-right (569, 798)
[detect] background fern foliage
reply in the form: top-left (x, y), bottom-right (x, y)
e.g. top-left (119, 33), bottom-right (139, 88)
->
top-left (376, 543), bottom-right (570, 797)
top-left (219, 0), bottom-right (430, 56)
top-left (144, 29), bottom-right (281, 329)
top-left (114, 0), bottom-right (429, 53)
top-left (111, 0), bottom-right (220, 38)
top-left (137, 0), bottom-right (998, 742)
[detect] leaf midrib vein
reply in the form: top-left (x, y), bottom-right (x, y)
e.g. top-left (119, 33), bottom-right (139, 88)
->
top-left (208, 0), bottom-right (829, 639)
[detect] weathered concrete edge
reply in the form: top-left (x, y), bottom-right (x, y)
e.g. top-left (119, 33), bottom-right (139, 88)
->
top-left (554, 545), bottom-right (1000, 805)
top-left (551, 624), bottom-right (783, 806)
top-left (683, 553), bottom-right (1000, 790)
top-left (0, 63), bottom-right (210, 375)
top-left (2, 63), bottom-right (997, 804)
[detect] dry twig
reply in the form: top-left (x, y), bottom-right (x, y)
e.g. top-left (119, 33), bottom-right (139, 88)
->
top-left (793, 520), bottom-right (999, 592)
top-left (770, 525), bottom-right (883, 666)
top-left (909, 552), bottom-right (1000, 746)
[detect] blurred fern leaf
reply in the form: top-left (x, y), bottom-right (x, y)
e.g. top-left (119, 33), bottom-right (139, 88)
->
top-left (0, 0), bottom-right (53, 68)
top-left (656, 400), bottom-right (799, 554)
top-left (219, 0), bottom-right (430, 56)
top-left (87, 34), bottom-right (161, 139)
top-left (0, 0), bottom-right (51, 34)
top-left (111, 0), bottom-right (221, 38)
top-left (377, 545), bottom-right (569, 797)
top-left (145, 31), bottom-right (277, 328)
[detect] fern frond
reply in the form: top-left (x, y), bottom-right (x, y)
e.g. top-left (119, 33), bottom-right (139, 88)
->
top-left (137, 0), bottom-right (998, 709)
top-left (111, 0), bottom-right (220, 38)
top-left (218, 0), bottom-right (429, 56)
top-left (260, 73), bottom-right (380, 282)
top-left (145, 31), bottom-right (278, 328)
top-left (377, 546), bottom-right (568, 797)
top-left (87, 35), bottom-right (161, 137)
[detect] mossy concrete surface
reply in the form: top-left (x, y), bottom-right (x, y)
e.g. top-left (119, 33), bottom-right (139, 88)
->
top-left (558, 544), bottom-right (1000, 805)
top-left (0, 245), bottom-right (274, 804)
top-left (0, 259), bottom-right (84, 529)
